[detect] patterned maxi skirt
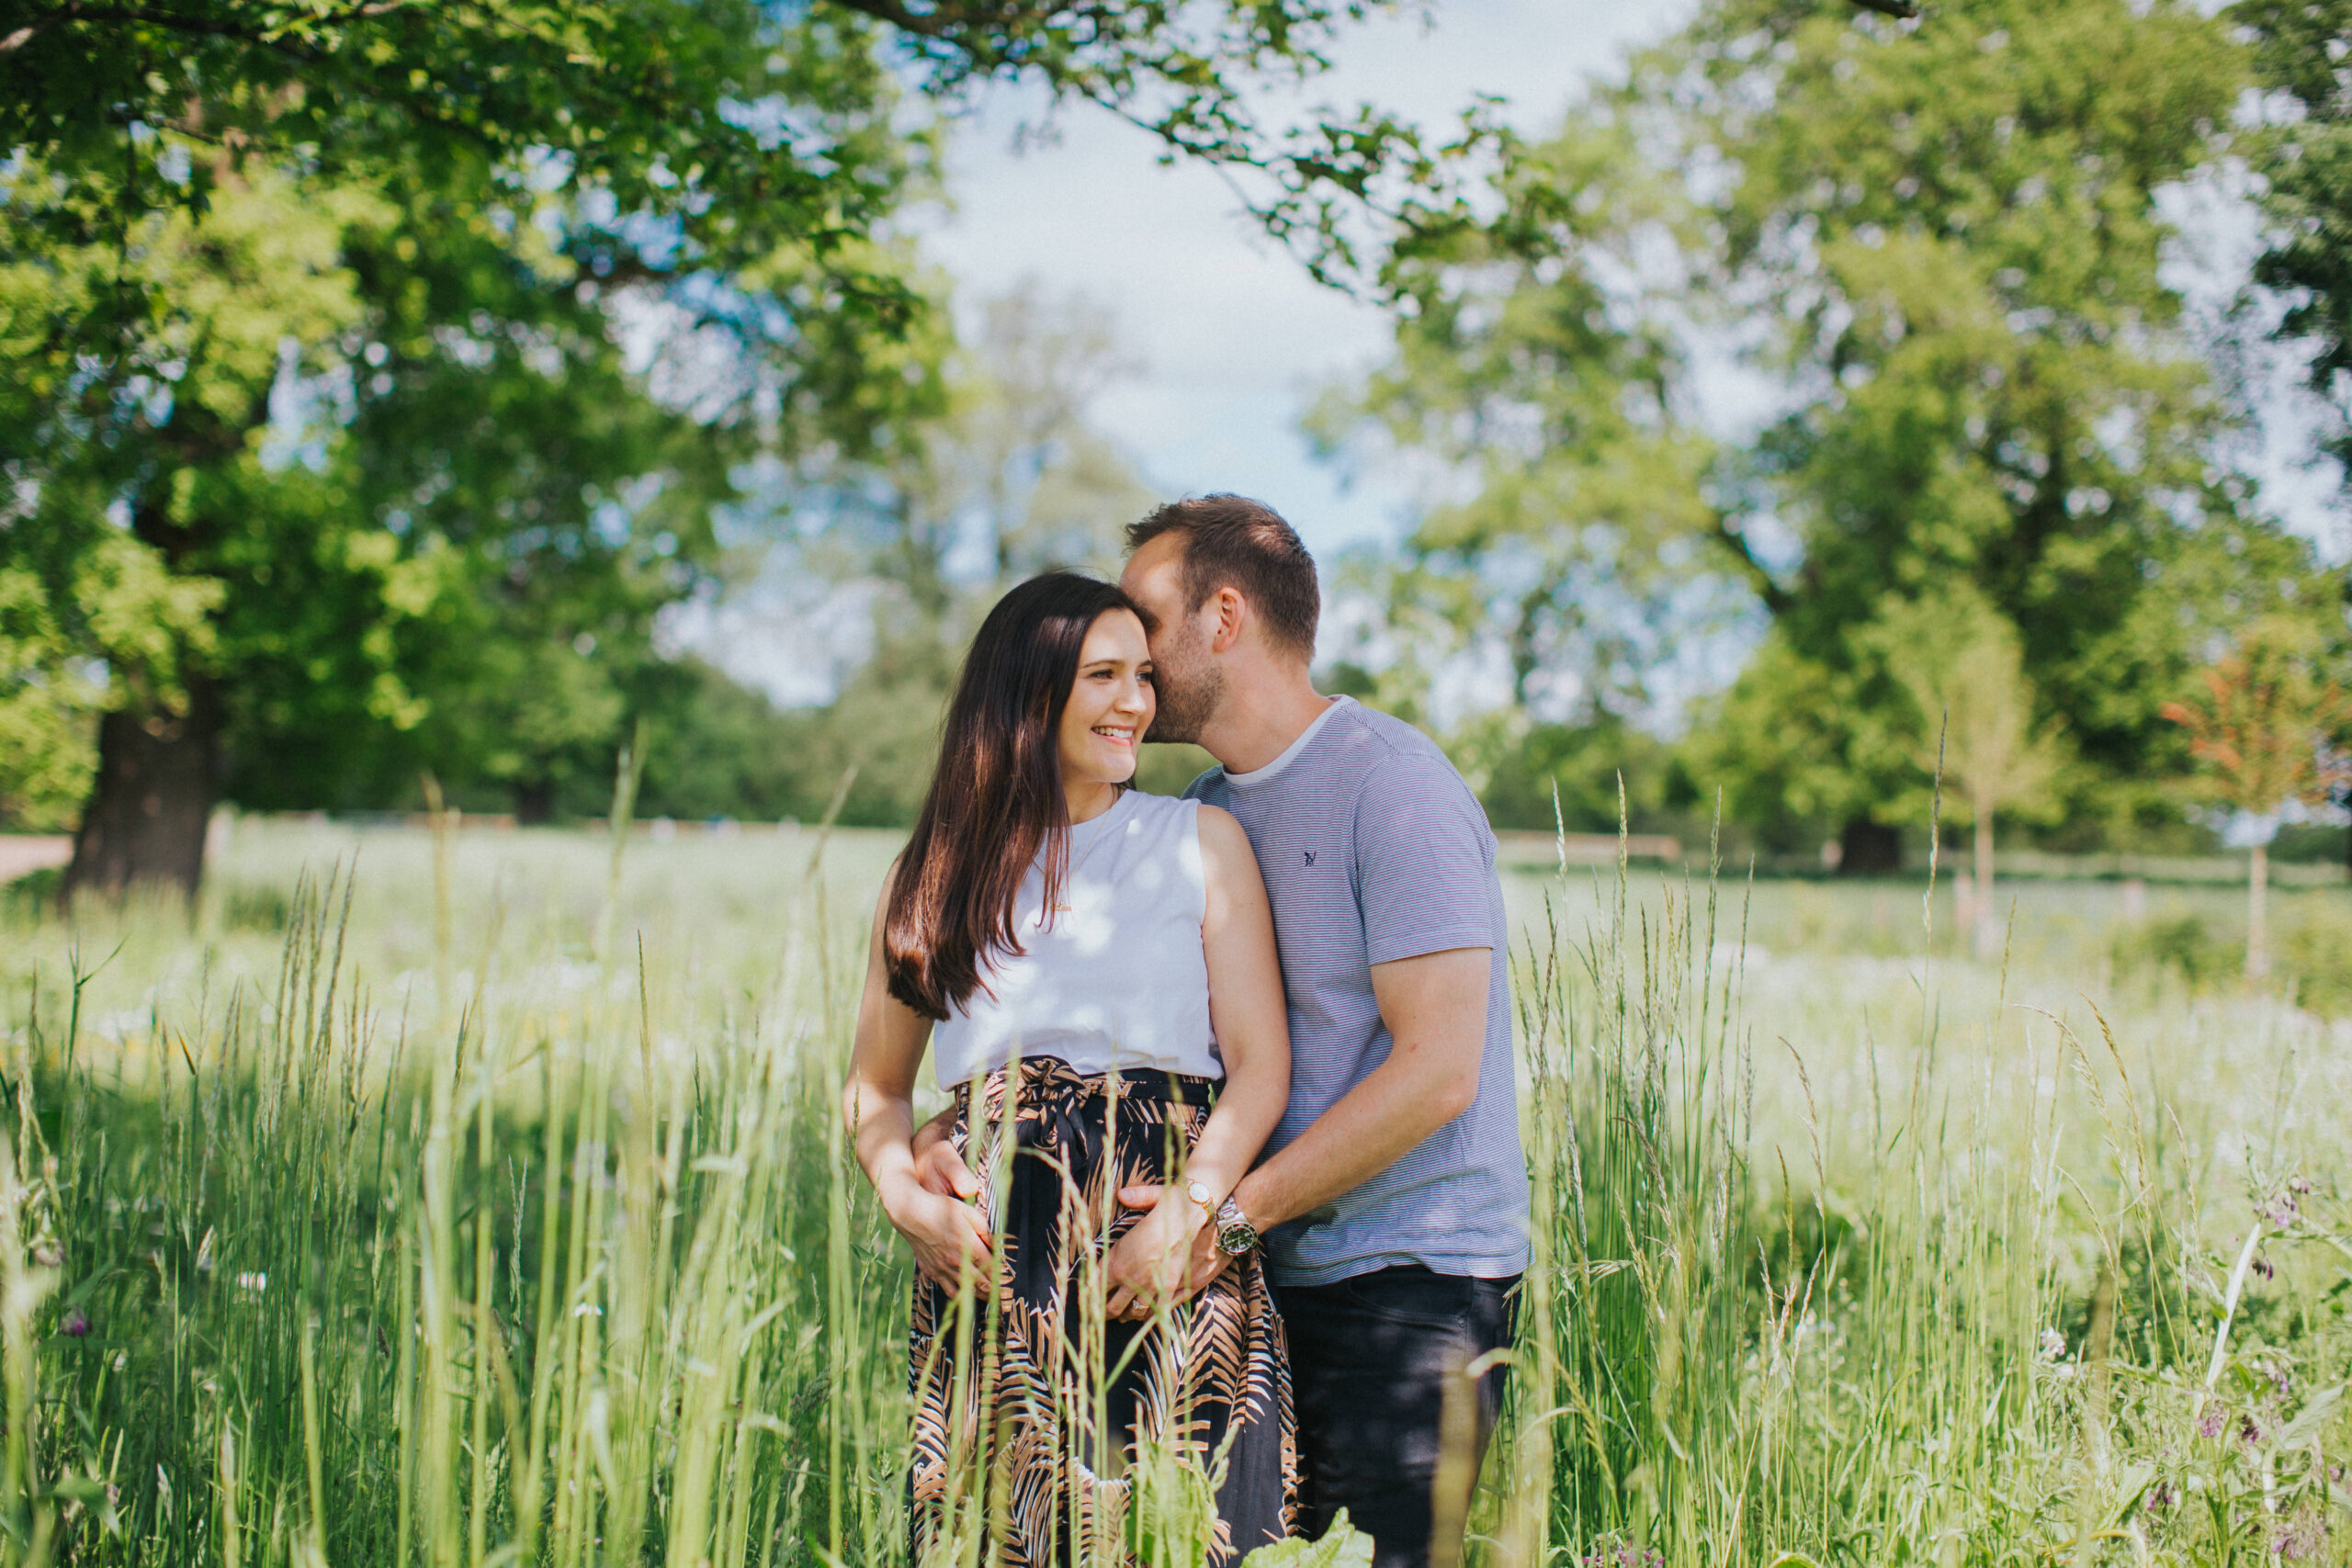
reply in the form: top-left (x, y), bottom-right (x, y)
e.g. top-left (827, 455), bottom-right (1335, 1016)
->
top-left (908, 1056), bottom-right (1297, 1567)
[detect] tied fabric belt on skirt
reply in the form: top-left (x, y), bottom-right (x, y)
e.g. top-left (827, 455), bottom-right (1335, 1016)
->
top-left (907, 1056), bottom-right (1296, 1566)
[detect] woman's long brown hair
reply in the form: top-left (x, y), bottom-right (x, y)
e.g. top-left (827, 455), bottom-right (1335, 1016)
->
top-left (884, 572), bottom-right (1145, 1020)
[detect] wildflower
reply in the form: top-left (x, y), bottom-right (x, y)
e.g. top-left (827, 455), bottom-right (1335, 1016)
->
top-left (2038, 1327), bottom-right (2066, 1361)
top-left (60, 1309), bottom-right (88, 1337)
top-left (2240, 1414), bottom-right (2261, 1445)
top-left (2253, 1255), bottom-right (2275, 1280)
top-left (2262, 1195), bottom-right (2299, 1227)
top-left (2198, 1404), bottom-right (2227, 1438)
top-left (2287, 1175), bottom-right (2313, 1195)
top-left (32, 1244), bottom-right (61, 1269)
top-left (235, 1270), bottom-right (267, 1294)
top-left (2272, 1506), bottom-right (2326, 1559)
top-left (2145, 1481), bottom-right (2175, 1513)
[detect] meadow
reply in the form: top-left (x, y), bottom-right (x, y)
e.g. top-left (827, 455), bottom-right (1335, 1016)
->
top-left (0, 812), bottom-right (2346, 1567)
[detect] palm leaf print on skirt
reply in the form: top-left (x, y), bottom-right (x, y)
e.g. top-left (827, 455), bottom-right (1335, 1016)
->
top-left (908, 1056), bottom-right (1296, 1566)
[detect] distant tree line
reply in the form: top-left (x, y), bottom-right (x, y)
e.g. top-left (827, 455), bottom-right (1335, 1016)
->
top-left (3, 0), bottom-right (2347, 896)
top-left (1313, 0), bottom-right (2352, 877)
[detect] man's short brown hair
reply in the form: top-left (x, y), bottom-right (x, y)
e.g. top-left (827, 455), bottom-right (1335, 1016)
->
top-left (1125, 494), bottom-right (1319, 659)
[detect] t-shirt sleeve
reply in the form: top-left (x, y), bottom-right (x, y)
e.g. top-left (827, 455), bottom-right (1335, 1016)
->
top-left (1354, 754), bottom-right (1498, 966)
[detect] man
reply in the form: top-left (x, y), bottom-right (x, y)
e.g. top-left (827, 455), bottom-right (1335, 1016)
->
top-left (922, 494), bottom-right (1529, 1567)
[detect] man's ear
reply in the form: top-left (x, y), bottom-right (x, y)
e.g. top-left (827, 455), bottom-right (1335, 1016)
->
top-left (1207, 585), bottom-right (1247, 654)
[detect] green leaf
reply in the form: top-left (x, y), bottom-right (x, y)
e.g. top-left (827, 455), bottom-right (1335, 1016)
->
top-left (1241, 1509), bottom-right (1375, 1568)
top-left (2277, 1383), bottom-right (2344, 1450)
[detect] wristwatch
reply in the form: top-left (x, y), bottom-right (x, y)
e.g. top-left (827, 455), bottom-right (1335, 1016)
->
top-left (1186, 1179), bottom-right (1261, 1258)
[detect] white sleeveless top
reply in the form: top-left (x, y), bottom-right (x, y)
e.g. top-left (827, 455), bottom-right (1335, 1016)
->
top-left (929, 790), bottom-right (1221, 1088)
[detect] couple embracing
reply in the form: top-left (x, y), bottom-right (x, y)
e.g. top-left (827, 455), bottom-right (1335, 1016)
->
top-left (846, 496), bottom-right (1530, 1568)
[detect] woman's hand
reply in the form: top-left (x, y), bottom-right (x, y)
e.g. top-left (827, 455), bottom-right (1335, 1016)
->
top-left (882, 1177), bottom-right (994, 1290)
top-left (1103, 1188), bottom-right (1205, 1320)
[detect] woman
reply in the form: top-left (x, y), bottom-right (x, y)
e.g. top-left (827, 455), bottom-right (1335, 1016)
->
top-left (844, 572), bottom-right (1296, 1567)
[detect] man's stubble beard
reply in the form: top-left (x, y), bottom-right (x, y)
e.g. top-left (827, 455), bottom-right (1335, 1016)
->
top-left (1146, 625), bottom-right (1226, 747)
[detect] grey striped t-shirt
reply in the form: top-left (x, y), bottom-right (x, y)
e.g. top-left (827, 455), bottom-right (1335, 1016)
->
top-left (1187, 696), bottom-right (1530, 1286)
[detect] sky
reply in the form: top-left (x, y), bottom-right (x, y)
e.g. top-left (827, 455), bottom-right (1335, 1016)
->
top-left (908, 0), bottom-right (1697, 561)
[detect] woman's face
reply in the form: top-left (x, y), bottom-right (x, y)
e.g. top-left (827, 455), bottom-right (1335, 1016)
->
top-left (1057, 608), bottom-right (1156, 791)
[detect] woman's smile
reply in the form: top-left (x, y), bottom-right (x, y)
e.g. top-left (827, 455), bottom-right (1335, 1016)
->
top-left (1057, 606), bottom-right (1156, 812)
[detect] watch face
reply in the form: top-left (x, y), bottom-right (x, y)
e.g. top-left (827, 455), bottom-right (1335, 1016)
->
top-left (1216, 1220), bottom-right (1258, 1257)
top-left (1187, 1180), bottom-right (1214, 1207)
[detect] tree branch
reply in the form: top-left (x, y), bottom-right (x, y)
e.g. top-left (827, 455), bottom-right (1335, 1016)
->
top-left (1711, 513), bottom-right (1792, 615)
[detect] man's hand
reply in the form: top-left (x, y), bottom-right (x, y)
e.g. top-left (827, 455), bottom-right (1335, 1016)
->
top-left (879, 1177), bottom-right (993, 1290)
top-left (910, 1107), bottom-right (979, 1200)
top-left (1115, 1184), bottom-right (1236, 1302)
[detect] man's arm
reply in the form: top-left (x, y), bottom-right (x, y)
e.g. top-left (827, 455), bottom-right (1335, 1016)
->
top-left (1227, 944), bottom-right (1488, 1231)
top-left (1119, 943), bottom-right (1490, 1292)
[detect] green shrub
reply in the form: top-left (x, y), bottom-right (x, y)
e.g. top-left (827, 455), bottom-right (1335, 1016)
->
top-left (2113, 910), bottom-right (2234, 989)
top-left (1, 865), bottom-right (61, 918)
top-left (210, 878), bottom-right (291, 932)
top-left (2278, 898), bottom-right (2352, 1017)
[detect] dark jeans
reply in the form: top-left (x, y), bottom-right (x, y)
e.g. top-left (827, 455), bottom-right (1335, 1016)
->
top-left (1274, 1266), bottom-right (1521, 1568)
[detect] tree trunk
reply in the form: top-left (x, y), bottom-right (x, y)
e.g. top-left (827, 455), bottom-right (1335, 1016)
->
top-left (62, 675), bottom-right (223, 907)
top-left (2246, 840), bottom-right (2270, 980)
top-left (1838, 818), bottom-right (1902, 876)
top-left (1973, 804), bottom-right (2000, 961)
top-left (514, 778), bottom-right (557, 827)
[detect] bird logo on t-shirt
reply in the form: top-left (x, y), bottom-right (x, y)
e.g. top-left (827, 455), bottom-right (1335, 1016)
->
top-left (1303, 851), bottom-right (1317, 866)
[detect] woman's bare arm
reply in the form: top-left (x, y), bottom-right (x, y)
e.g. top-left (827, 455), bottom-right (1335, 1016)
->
top-left (842, 864), bottom-right (992, 1287)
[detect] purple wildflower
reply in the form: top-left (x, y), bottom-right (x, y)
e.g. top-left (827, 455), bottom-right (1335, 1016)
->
top-left (60, 1309), bottom-right (88, 1337)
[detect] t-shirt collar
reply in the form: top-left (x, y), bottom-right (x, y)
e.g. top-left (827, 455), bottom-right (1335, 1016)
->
top-left (1224, 695), bottom-right (1351, 790)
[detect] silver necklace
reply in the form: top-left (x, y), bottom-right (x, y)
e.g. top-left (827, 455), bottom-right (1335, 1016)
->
top-left (1041, 791), bottom-right (1123, 921)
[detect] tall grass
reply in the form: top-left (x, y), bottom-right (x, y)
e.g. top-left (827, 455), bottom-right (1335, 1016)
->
top-left (0, 818), bottom-right (2343, 1566)
top-left (1492, 834), bottom-right (2350, 1566)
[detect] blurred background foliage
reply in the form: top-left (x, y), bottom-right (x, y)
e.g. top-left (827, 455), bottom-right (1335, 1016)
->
top-left (1, 0), bottom-right (2348, 886)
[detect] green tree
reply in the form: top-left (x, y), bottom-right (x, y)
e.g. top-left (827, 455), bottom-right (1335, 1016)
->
top-left (1330, 0), bottom-right (2331, 861)
top-left (0, 561), bottom-right (97, 831)
top-left (2162, 616), bottom-right (2352, 978)
top-left (2, 0), bottom-right (1459, 897)
top-left (2238, 0), bottom-right (2352, 481)
top-left (1309, 118), bottom-right (1727, 725)
top-left (1879, 589), bottom-right (2065, 955)
top-left (1671, 0), bottom-right (2333, 851)
top-left (771, 282), bottom-right (1159, 827)
top-left (2235, 0), bottom-right (2352, 870)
